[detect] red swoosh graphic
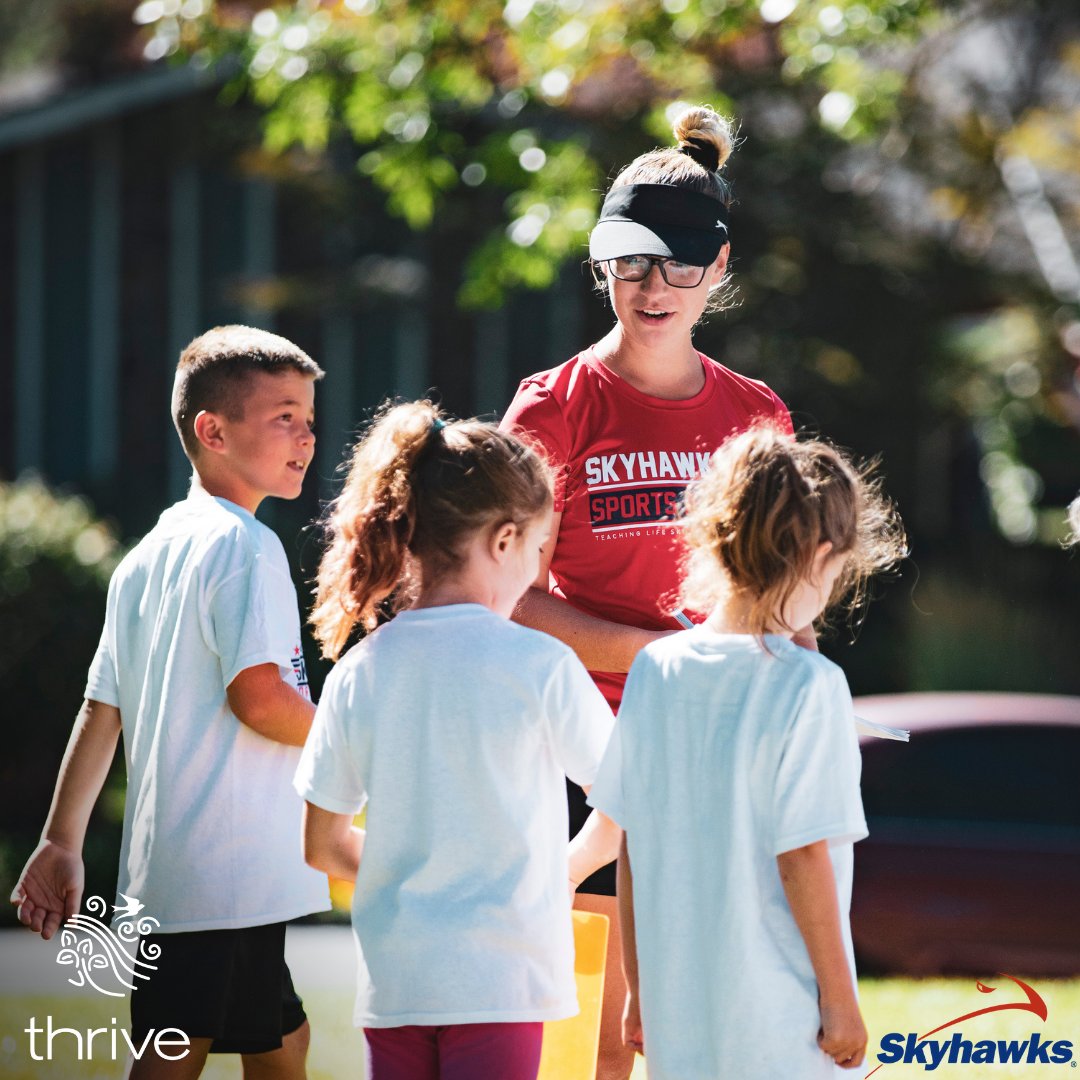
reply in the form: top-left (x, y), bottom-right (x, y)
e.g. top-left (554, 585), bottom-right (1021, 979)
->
top-left (863, 974), bottom-right (1047, 1078)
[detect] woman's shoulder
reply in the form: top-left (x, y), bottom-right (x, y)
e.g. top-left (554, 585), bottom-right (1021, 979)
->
top-left (699, 354), bottom-right (786, 416)
top-left (507, 351), bottom-right (604, 408)
top-left (502, 351), bottom-right (607, 449)
top-left (701, 353), bottom-right (784, 401)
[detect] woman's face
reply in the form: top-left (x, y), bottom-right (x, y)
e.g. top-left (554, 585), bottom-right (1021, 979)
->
top-left (602, 245), bottom-right (730, 345)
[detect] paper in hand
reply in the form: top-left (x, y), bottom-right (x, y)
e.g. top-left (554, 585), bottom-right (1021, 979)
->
top-left (854, 715), bottom-right (910, 742)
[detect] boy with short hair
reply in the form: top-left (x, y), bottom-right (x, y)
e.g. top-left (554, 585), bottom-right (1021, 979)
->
top-left (11, 325), bottom-right (331, 1079)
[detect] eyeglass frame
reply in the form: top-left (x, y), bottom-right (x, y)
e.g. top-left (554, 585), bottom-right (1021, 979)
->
top-left (598, 254), bottom-right (710, 289)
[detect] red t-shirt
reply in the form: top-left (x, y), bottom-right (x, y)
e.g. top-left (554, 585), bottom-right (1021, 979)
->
top-left (502, 346), bottom-right (793, 709)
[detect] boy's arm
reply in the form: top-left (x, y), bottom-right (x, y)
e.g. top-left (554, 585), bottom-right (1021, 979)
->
top-left (777, 840), bottom-right (867, 1069)
top-left (301, 802), bottom-right (365, 881)
top-left (227, 663), bottom-right (315, 747)
top-left (11, 699), bottom-right (121, 940)
top-left (567, 806), bottom-right (622, 893)
top-left (617, 832), bottom-right (644, 1054)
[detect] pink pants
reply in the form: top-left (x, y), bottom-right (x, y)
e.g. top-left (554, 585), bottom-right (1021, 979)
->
top-left (364, 1022), bottom-right (544, 1080)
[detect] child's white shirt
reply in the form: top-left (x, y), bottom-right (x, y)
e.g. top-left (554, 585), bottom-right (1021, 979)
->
top-left (85, 492), bottom-right (330, 932)
top-left (588, 629), bottom-right (867, 1080)
top-left (294, 603), bottom-right (615, 1028)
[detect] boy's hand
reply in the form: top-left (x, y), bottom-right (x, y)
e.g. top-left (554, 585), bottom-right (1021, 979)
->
top-left (10, 839), bottom-right (84, 940)
top-left (622, 991), bottom-right (645, 1055)
top-left (818, 998), bottom-right (868, 1069)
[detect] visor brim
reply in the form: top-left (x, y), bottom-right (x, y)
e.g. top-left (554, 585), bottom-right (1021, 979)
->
top-left (589, 219), bottom-right (728, 266)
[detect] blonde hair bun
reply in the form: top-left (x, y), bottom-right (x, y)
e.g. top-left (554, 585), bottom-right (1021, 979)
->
top-left (672, 104), bottom-right (735, 173)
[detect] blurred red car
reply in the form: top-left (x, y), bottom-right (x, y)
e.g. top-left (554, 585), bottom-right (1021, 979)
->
top-left (850, 692), bottom-right (1080, 976)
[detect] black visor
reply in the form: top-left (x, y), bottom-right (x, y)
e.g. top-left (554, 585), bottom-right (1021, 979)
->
top-left (589, 183), bottom-right (729, 266)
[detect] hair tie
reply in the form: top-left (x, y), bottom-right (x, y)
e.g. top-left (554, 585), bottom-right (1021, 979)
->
top-left (680, 137), bottom-right (720, 174)
top-left (431, 417), bottom-right (447, 433)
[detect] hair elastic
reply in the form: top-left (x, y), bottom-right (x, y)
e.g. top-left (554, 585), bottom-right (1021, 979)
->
top-left (680, 137), bottom-right (721, 173)
top-left (431, 417), bottom-right (447, 433)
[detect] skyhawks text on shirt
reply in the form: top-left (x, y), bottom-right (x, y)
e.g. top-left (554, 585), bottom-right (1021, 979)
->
top-left (584, 449), bottom-right (713, 532)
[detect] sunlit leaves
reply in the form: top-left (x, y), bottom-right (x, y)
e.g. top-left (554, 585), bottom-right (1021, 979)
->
top-left (462, 135), bottom-right (600, 305)
top-left (136, 0), bottom-right (935, 304)
top-left (359, 141), bottom-right (459, 227)
top-left (262, 72), bottom-right (336, 151)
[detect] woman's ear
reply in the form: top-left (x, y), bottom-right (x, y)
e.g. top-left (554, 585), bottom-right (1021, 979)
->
top-left (707, 243), bottom-right (730, 291)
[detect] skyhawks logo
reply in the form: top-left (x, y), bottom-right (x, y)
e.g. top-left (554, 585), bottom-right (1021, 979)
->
top-left (584, 450), bottom-right (712, 487)
top-left (584, 449), bottom-right (711, 532)
top-left (866, 975), bottom-right (1074, 1075)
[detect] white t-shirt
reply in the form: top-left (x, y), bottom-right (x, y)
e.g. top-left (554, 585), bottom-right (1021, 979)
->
top-left (588, 629), bottom-right (867, 1080)
top-left (85, 492), bottom-right (330, 933)
top-left (293, 603), bottom-right (615, 1028)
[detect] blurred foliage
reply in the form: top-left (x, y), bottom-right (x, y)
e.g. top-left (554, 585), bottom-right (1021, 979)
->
top-left (0, 0), bottom-right (67, 78)
top-left (0, 0), bottom-right (148, 80)
top-left (133, 0), bottom-right (940, 307)
top-left (0, 477), bottom-right (126, 923)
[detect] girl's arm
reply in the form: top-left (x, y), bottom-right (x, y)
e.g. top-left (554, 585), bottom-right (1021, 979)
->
top-left (617, 832), bottom-right (644, 1053)
top-left (568, 807), bottom-right (622, 893)
top-left (302, 803), bottom-right (365, 882)
top-left (777, 840), bottom-right (867, 1069)
top-left (513, 511), bottom-right (673, 673)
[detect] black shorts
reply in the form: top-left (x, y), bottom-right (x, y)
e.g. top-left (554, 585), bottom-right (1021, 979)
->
top-left (569, 778), bottom-right (616, 895)
top-left (130, 922), bottom-right (306, 1055)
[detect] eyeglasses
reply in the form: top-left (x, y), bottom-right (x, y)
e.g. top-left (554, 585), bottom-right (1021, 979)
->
top-left (603, 254), bottom-right (708, 288)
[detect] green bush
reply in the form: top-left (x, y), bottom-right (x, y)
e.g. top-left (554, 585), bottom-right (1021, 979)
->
top-left (0, 475), bottom-right (125, 923)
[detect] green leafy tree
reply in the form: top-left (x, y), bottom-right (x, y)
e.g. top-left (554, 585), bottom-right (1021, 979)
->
top-left (136, 0), bottom-right (937, 306)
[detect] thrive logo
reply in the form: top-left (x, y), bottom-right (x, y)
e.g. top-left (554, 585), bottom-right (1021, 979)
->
top-left (867, 975), bottom-right (1074, 1074)
top-left (56, 893), bottom-right (160, 997)
top-left (21, 894), bottom-right (190, 1063)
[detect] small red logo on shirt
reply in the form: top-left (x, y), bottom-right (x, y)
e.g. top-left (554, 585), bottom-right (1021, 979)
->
top-left (291, 647), bottom-right (310, 700)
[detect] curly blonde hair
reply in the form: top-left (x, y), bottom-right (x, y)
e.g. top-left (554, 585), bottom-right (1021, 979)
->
top-left (679, 425), bottom-right (906, 637)
top-left (311, 400), bottom-right (553, 660)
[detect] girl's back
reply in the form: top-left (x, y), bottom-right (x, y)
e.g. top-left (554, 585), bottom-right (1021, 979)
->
top-left (597, 629), bottom-right (866, 1080)
top-left (306, 604), bottom-right (607, 1028)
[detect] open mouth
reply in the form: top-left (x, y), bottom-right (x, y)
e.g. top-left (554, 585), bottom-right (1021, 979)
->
top-left (287, 459), bottom-right (308, 473)
top-left (638, 308), bottom-right (673, 323)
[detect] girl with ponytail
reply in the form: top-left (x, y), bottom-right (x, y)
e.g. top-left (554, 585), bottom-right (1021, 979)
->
top-left (296, 401), bottom-right (615, 1080)
top-left (501, 104), bottom-right (796, 1079)
top-left (590, 427), bottom-right (906, 1078)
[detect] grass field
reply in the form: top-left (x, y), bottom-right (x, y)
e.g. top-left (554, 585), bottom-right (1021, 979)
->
top-left (2, 976), bottom-right (1078, 1079)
